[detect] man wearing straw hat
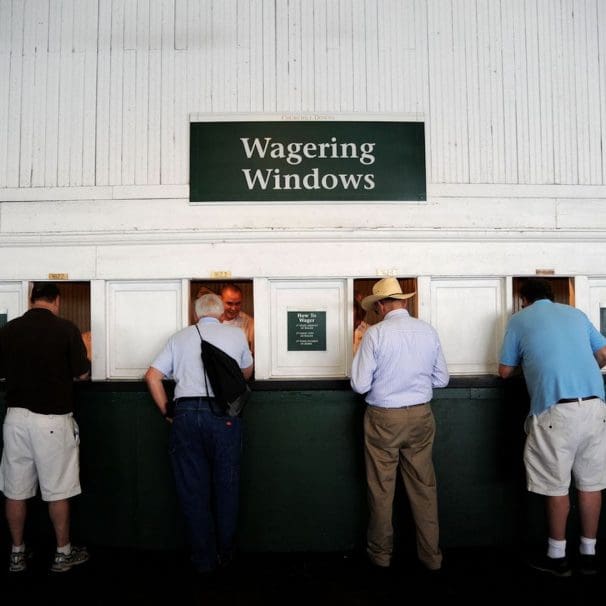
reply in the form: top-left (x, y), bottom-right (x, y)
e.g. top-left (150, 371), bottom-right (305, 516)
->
top-left (351, 277), bottom-right (449, 575)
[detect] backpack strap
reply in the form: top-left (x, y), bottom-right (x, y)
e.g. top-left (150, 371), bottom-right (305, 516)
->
top-left (194, 324), bottom-right (212, 398)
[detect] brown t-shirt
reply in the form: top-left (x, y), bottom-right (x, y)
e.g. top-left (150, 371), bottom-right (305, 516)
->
top-left (0, 308), bottom-right (90, 414)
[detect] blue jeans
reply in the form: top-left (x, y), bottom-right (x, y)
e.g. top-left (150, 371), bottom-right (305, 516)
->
top-left (169, 397), bottom-right (242, 572)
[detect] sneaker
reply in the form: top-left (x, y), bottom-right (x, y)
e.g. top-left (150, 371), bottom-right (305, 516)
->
top-left (578, 554), bottom-right (598, 576)
top-left (50, 546), bottom-right (90, 573)
top-left (528, 554), bottom-right (572, 577)
top-left (9, 549), bottom-right (30, 573)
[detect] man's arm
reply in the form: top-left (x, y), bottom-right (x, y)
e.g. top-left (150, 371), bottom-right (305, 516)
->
top-left (498, 364), bottom-right (519, 379)
top-left (595, 345), bottom-right (606, 369)
top-left (242, 364), bottom-right (254, 381)
top-left (144, 366), bottom-right (171, 418)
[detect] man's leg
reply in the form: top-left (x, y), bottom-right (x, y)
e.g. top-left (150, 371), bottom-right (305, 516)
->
top-left (364, 408), bottom-right (399, 567)
top-left (398, 405), bottom-right (442, 570)
top-left (48, 499), bottom-right (70, 547)
top-left (5, 498), bottom-right (27, 546)
top-left (545, 494), bottom-right (570, 541)
top-left (578, 490), bottom-right (601, 540)
top-left (212, 416), bottom-right (243, 567)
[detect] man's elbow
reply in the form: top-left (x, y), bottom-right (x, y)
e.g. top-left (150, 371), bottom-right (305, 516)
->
top-left (498, 364), bottom-right (515, 379)
top-left (242, 365), bottom-right (254, 381)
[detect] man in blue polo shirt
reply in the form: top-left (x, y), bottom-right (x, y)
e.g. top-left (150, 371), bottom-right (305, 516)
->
top-left (499, 278), bottom-right (606, 577)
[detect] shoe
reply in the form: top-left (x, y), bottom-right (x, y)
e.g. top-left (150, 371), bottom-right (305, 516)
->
top-left (578, 554), bottom-right (598, 576)
top-left (527, 554), bottom-right (572, 577)
top-left (9, 549), bottom-right (31, 573)
top-left (50, 546), bottom-right (90, 573)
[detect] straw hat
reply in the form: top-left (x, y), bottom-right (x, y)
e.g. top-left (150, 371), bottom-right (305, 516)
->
top-left (360, 277), bottom-right (415, 311)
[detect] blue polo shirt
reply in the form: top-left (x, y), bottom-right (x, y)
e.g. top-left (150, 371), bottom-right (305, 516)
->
top-left (500, 300), bottom-right (606, 416)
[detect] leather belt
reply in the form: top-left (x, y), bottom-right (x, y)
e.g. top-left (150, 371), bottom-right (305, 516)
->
top-left (174, 396), bottom-right (215, 403)
top-left (557, 396), bottom-right (596, 403)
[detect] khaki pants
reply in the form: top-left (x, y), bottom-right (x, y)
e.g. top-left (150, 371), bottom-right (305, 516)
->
top-left (364, 403), bottom-right (442, 570)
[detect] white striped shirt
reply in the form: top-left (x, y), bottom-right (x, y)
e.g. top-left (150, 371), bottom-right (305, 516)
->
top-left (350, 309), bottom-right (449, 407)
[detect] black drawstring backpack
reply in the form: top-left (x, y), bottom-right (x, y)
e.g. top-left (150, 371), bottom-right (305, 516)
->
top-left (195, 325), bottom-right (251, 418)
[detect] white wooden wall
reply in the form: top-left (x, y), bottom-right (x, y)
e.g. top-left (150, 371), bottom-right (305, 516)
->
top-left (1, 0), bottom-right (605, 194)
top-left (1, 1), bottom-right (606, 378)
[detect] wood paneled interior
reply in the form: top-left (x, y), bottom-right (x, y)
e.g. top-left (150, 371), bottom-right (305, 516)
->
top-left (28, 281), bottom-right (91, 332)
top-left (353, 278), bottom-right (418, 328)
top-left (512, 277), bottom-right (573, 313)
top-left (190, 280), bottom-right (254, 324)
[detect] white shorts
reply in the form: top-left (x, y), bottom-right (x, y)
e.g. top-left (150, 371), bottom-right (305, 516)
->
top-left (524, 398), bottom-right (606, 496)
top-left (0, 407), bottom-right (82, 501)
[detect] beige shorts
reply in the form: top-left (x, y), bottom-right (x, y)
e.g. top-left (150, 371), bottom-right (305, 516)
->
top-left (524, 398), bottom-right (606, 496)
top-left (0, 407), bottom-right (82, 501)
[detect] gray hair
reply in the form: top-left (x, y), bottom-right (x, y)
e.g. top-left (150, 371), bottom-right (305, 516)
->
top-left (195, 293), bottom-right (224, 319)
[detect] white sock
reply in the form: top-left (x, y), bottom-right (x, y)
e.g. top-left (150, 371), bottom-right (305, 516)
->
top-left (57, 543), bottom-right (71, 555)
top-left (580, 536), bottom-right (596, 556)
top-left (11, 544), bottom-right (25, 553)
top-left (547, 538), bottom-right (566, 559)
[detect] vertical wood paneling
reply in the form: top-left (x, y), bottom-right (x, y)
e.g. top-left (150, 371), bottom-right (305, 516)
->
top-left (463, 0), bottom-right (481, 183)
top-left (275, 0), bottom-right (289, 110)
top-left (135, 0), bottom-right (150, 184)
top-left (0, 0), bottom-right (11, 188)
top-left (351, 0), bottom-right (366, 112)
top-left (19, 0), bottom-right (37, 188)
top-left (262, 0), bottom-right (276, 111)
top-left (452, 0), bottom-right (469, 182)
top-left (561, 0), bottom-right (578, 183)
top-left (237, 0), bottom-right (251, 112)
top-left (160, 0), bottom-right (175, 183)
top-left (249, 0), bottom-right (264, 111)
top-left (173, 51), bottom-right (188, 183)
top-left (312, 0), bottom-right (327, 110)
top-left (427, 0), bottom-right (445, 182)
top-left (585, 0), bottom-right (601, 184)
top-left (599, 0), bottom-right (606, 183)
top-left (95, 0), bottom-right (112, 185)
top-left (524, 0), bottom-right (541, 183)
top-left (573, 0), bottom-right (590, 185)
top-left (1, 1), bottom-right (605, 191)
top-left (536, 0), bottom-right (554, 183)
top-left (301, 0), bottom-right (315, 111)
top-left (512, 0), bottom-right (529, 183)
top-left (31, 1), bottom-right (50, 187)
top-left (122, 50), bottom-right (137, 184)
top-left (57, 0), bottom-right (75, 187)
top-left (377, 0), bottom-right (392, 112)
top-left (7, 0), bottom-right (24, 188)
top-left (501, 0), bottom-right (518, 183)
top-left (326, 0), bottom-right (340, 110)
top-left (147, 49), bottom-right (161, 183)
top-left (287, 0), bottom-right (302, 112)
top-left (338, 0), bottom-right (353, 112)
top-left (108, 0), bottom-right (124, 184)
top-left (488, 0), bottom-right (505, 183)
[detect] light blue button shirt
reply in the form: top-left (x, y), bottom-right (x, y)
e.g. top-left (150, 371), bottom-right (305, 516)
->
top-left (151, 317), bottom-right (253, 399)
top-left (500, 300), bottom-right (606, 416)
top-left (350, 309), bottom-right (449, 407)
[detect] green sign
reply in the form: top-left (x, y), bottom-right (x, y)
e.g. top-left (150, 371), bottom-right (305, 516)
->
top-left (190, 121), bottom-right (426, 202)
top-left (0, 311), bottom-right (6, 328)
top-left (287, 311), bottom-right (327, 351)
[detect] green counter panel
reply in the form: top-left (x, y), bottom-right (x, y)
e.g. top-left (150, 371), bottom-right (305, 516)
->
top-left (0, 381), bottom-right (589, 553)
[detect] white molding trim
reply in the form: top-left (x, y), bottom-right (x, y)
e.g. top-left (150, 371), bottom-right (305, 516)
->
top-left (429, 184), bottom-right (606, 198)
top-left (1, 228), bottom-right (606, 247)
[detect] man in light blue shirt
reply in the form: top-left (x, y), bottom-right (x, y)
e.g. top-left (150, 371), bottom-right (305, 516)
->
top-left (145, 293), bottom-right (253, 579)
top-left (351, 277), bottom-right (449, 574)
top-left (499, 278), bottom-right (606, 577)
